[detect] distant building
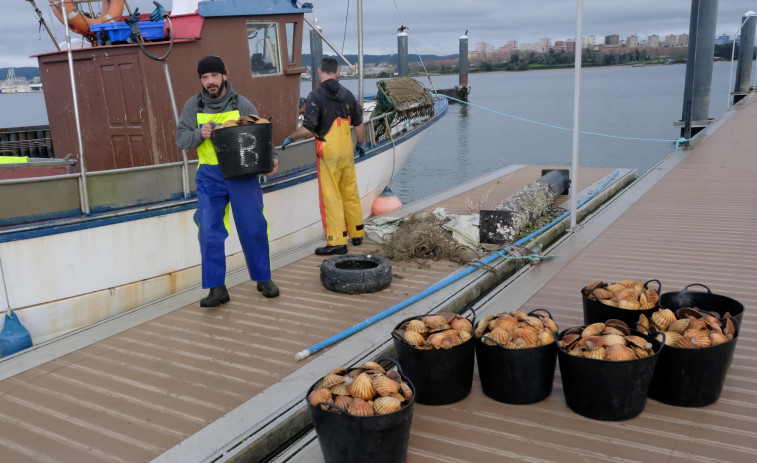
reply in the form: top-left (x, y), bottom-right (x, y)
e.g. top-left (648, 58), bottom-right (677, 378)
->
top-left (505, 39), bottom-right (518, 49)
top-left (586, 35), bottom-right (596, 48)
top-left (715, 33), bottom-right (730, 45)
top-left (677, 33), bottom-right (689, 46)
top-left (604, 34), bottom-right (619, 46)
top-left (476, 41), bottom-right (494, 54)
top-left (648, 34), bottom-right (660, 48)
top-left (626, 35), bottom-right (639, 48)
top-left (538, 38), bottom-right (552, 53)
top-left (664, 34), bottom-right (677, 47)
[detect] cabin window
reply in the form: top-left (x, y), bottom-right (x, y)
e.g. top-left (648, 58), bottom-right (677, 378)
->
top-left (285, 22), bottom-right (295, 64)
top-left (247, 22), bottom-right (282, 76)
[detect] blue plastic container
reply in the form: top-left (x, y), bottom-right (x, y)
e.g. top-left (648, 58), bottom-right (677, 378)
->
top-left (90, 21), bottom-right (165, 44)
top-left (1, 312), bottom-right (33, 357)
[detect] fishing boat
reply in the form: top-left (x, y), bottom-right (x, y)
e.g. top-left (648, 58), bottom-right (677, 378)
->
top-left (1, 0), bottom-right (447, 348)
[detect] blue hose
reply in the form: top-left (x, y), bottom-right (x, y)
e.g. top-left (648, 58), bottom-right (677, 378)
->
top-left (294, 170), bottom-right (620, 360)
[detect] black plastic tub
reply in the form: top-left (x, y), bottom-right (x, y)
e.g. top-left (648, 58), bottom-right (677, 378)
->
top-left (211, 122), bottom-right (273, 179)
top-left (659, 283), bottom-right (744, 326)
top-left (473, 309), bottom-right (557, 404)
top-left (306, 364), bottom-right (415, 463)
top-left (556, 328), bottom-right (663, 421)
top-left (647, 320), bottom-right (739, 407)
top-left (392, 315), bottom-right (474, 405)
top-left (581, 279), bottom-right (661, 327)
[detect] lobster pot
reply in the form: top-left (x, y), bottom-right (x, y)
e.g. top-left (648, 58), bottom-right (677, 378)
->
top-left (306, 371), bottom-right (415, 463)
top-left (211, 123), bottom-right (273, 179)
top-left (557, 328), bottom-right (662, 421)
top-left (660, 284), bottom-right (745, 326)
top-left (581, 280), bottom-right (661, 327)
top-left (648, 334), bottom-right (738, 407)
top-left (392, 316), bottom-right (474, 405)
top-left (474, 336), bottom-right (557, 404)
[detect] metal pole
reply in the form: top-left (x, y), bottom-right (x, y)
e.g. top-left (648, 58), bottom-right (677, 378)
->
top-left (681, 0), bottom-right (719, 135)
top-left (357, 0), bottom-right (364, 108)
top-left (397, 27), bottom-right (408, 77)
top-left (59, 0), bottom-right (90, 214)
top-left (459, 33), bottom-right (469, 88)
top-left (569, 0), bottom-right (583, 232)
top-left (733, 12), bottom-right (757, 106)
top-left (163, 62), bottom-right (190, 198)
top-left (309, 26), bottom-right (323, 90)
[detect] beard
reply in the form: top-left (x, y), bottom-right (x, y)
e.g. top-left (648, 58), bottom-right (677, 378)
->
top-left (204, 80), bottom-right (227, 99)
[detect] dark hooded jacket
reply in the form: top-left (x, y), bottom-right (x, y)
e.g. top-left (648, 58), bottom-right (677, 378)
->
top-left (302, 79), bottom-right (363, 139)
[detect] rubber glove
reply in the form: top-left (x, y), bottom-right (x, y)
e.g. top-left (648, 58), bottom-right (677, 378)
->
top-left (124, 8), bottom-right (140, 27)
top-left (150, 1), bottom-right (168, 22)
top-left (281, 137), bottom-right (293, 150)
top-left (354, 144), bottom-right (367, 156)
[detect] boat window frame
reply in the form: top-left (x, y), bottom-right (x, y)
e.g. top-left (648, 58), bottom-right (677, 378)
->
top-left (285, 22), bottom-right (295, 64)
top-left (246, 21), bottom-right (283, 77)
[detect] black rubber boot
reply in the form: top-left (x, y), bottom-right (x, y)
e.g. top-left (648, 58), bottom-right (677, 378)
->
top-left (351, 237), bottom-right (363, 246)
top-left (315, 245), bottom-right (348, 256)
top-left (200, 285), bottom-right (230, 307)
top-left (257, 280), bottom-right (280, 298)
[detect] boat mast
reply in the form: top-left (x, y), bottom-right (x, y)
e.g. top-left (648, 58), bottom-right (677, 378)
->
top-left (357, 0), bottom-right (364, 107)
top-left (569, 0), bottom-right (583, 231)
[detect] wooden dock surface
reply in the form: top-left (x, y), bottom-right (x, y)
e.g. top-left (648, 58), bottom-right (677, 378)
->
top-left (275, 95), bottom-right (757, 463)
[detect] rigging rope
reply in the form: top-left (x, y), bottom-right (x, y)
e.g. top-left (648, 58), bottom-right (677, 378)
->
top-left (432, 93), bottom-right (689, 144)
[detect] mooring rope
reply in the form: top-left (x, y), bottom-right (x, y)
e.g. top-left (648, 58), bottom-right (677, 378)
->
top-left (431, 93), bottom-right (690, 145)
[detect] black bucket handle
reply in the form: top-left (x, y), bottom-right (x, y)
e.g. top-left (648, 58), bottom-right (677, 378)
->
top-left (480, 334), bottom-right (507, 349)
top-left (644, 279), bottom-right (662, 294)
top-left (682, 283), bottom-right (712, 294)
top-left (316, 401), bottom-right (350, 415)
top-left (635, 322), bottom-right (666, 349)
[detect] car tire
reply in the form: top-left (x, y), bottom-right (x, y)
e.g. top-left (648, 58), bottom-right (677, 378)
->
top-left (320, 254), bottom-right (393, 294)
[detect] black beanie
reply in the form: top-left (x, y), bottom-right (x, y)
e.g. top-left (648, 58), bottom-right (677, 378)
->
top-left (197, 56), bottom-right (227, 77)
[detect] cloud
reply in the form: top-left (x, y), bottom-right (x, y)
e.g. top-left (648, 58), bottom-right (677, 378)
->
top-left (1, 1), bottom-right (752, 69)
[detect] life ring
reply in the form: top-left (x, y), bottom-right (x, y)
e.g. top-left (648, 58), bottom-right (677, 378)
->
top-left (320, 254), bottom-right (393, 294)
top-left (50, 0), bottom-right (124, 37)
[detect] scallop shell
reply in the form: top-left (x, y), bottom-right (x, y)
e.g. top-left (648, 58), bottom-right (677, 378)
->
top-left (403, 330), bottom-right (426, 347)
top-left (399, 381), bottom-right (413, 403)
top-left (475, 315), bottom-right (495, 338)
top-left (605, 283), bottom-right (627, 294)
top-left (637, 313), bottom-right (651, 330)
top-left (406, 319), bottom-right (428, 333)
top-left (613, 288), bottom-right (635, 302)
top-left (602, 333), bottom-right (627, 346)
top-left (663, 331), bottom-right (683, 346)
top-left (581, 323), bottom-right (606, 338)
top-left (585, 280), bottom-right (604, 291)
top-left (320, 373), bottom-right (345, 389)
top-left (709, 332), bottom-right (729, 346)
top-left (602, 326), bottom-right (626, 336)
top-left (701, 315), bottom-right (723, 333)
top-left (348, 397), bottom-right (374, 416)
top-left (459, 330), bottom-right (472, 343)
top-left (632, 346), bottom-right (651, 358)
top-left (683, 329), bottom-right (711, 348)
top-left (670, 334), bottom-right (698, 348)
top-left (724, 317), bottom-right (736, 338)
top-left (482, 328), bottom-right (512, 346)
top-left (559, 333), bottom-right (580, 349)
top-left (512, 327), bottom-right (539, 347)
top-left (523, 316), bottom-right (545, 330)
top-left (386, 370), bottom-right (402, 382)
top-left (605, 344), bottom-right (637, 361)
top-left (600, 298), bottom-right (619, 307)
top-left (348, 372), bottom-right (376, 400)
top-left (511, 311), bottom-right (529, 321)
top-left (625, 335), bottom-right (652, 350)
top-left (373, 396), bottom-right (402, 415)
top-left (645, 287), bottom-right (659, 305)
top-left (579, 335), bottom-right (604, 351)
top-left (334, 394), bottom-right (353, 410)
top-left (538, 330), bottom-right (554, 346)
top-left (330, 383), bottom-right (349, 396)
top-left (422, 315), bottom-right (449, 330)
top-left (583, 346), bottom-right (606, 359)
top-left (490, 315), bottom-right (519, 332)
top-left (308, 388), bottom-right (333, 407)
top-left (426, 330), bottom-right (464, 349)
top-left (450, 317), bottom-right (473, 335)
top-left (592, 288), bottom-right (615, 299)
top-left (618, 299), bottom-right (641, 310)
top-left (372, 375), bottom-right (400, 397)
top-left (605, 319), bottom-right (631, 335)
top-left (651, 309), bottom-right (676, 331)
top-left (667, 318), bottom-right (691, 334)
top-left (539, 316), bottom-right (558, 333)
top-left (361, 361), bottom-right (385, 373)
top-left (327, 367), bottom-right (348, 376)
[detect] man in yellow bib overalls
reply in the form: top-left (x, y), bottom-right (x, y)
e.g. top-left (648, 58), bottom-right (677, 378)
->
top-left (283, 57), bottom-right (366, 255)
top-left (177, 56), bottom-right (279, 306)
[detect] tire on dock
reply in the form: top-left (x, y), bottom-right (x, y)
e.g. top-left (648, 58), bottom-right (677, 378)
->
top-left (320, 254), bottom-right (392, 294)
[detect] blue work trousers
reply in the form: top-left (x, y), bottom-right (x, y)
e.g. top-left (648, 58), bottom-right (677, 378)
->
top-left (194, 164), bottom-right (271, 288)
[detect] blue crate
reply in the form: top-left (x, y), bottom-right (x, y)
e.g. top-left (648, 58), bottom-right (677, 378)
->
top-left (90, 21), bottom-right (165, 44)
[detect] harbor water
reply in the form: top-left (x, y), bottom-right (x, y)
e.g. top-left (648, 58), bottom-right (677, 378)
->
top-left (2, 62), bottom-right (738, 203)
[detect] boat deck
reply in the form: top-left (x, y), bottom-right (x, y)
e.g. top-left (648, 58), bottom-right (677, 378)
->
top-left (277, 97), bottom-right (757, 462)
top-left (0, 158), bottom-right (616, 460)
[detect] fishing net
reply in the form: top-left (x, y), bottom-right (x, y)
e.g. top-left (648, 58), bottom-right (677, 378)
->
top-left (371, 77), bottom-right (434, 141)
top-left (377, 211), bottom-right (479, 264)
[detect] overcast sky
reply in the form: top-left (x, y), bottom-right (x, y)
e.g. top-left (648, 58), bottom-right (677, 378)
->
top-left (2, 1), bottom-right (755, 69)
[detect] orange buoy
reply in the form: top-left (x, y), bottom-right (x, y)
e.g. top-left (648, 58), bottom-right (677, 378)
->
top-left (50, 0), bottom-right (124, 37)
top-left (372, 187), bottom-right (402, 216)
